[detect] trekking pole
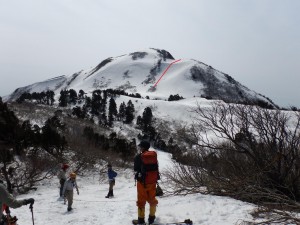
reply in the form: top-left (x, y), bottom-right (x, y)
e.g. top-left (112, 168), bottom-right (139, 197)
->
top-left (29, 203), bottom-right (35, 225)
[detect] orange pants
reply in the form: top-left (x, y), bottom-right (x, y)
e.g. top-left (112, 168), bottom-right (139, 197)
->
top-left (136, 182), bottom-right (158, 217)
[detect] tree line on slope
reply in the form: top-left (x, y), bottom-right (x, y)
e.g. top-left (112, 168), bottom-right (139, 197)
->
top-left (16, 89), bottom-right (180, 151)
top-left (0, 97), bottom-right (64, 193)
top-left (0, 96), bottom-right (141, 194)
top-left (2, 89), bottom-right (185, 196)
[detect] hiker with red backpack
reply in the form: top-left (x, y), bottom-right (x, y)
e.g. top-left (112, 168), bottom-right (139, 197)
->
top-left (57, 163), bottom-right (69, 198)
top-left (133, 140), bottom-right (159, 225)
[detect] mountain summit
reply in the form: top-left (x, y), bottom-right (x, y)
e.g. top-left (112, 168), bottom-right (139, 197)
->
top-left (6, 48), bottom-right (275, 107)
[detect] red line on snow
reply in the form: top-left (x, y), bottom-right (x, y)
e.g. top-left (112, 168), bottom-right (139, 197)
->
top-left (153, 59), bottom-right (181, 88)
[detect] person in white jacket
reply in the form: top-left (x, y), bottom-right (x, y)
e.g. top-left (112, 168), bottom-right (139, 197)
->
top-left (62, 172), bottom-right (79, 211)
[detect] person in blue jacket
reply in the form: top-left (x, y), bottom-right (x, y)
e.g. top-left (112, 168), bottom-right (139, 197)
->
top-left (105, 164), bottom-right (117, 198)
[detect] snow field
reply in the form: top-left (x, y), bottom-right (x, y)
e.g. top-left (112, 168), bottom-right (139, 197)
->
top-left (13, 151), bottom-right (255, 225)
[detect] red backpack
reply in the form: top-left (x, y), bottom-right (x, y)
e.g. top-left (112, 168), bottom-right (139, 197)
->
top-left (141, 151), bottom-right (159, 184)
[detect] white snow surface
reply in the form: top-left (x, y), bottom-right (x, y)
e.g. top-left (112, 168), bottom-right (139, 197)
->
top-left (12, 150), bottom-right (255, 225)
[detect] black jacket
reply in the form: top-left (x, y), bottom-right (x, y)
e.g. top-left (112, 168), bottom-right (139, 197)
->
top-left (134, 153), bottom-right (142, 173)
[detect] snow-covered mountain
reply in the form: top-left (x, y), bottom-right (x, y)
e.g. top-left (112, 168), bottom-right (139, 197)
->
top-left (5, 48), bottom-right (276, 107)
top-left (2, 49), bottom-right (296, 225)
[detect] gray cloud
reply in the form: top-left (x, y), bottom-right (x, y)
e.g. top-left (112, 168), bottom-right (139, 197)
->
top-left (0, 0), bottom-right (299, 107)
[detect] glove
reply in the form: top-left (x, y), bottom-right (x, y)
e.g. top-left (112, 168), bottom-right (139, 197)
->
top-left (23, 198), bottom-right (35, 205)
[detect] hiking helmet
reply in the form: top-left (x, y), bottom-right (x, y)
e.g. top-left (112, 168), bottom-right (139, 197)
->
top-left (62, 164), bottom-right (69, 170)
top-left (70, 172), bottom-right (76, 179)
top-left (138, 140), bottom-right (150, 150)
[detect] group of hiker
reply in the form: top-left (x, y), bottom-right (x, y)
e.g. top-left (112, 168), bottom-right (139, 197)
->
top-left (57, 164), bottom-right (79, 211)
top-left (0, 140), bottom-right (160, 225)
top-left (57, 140), bottom-right (159, 224)
top-left (56, 163), bottom-right (116, 211)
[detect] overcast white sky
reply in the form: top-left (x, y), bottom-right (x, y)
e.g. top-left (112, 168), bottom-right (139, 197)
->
top-left (0, 0), bottom-right (299, 107)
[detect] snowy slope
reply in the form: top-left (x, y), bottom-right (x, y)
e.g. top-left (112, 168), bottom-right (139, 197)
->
top-left (13, 150), bottom-right (255, 225)
top-left (4, 48), bottom-right (275, 107)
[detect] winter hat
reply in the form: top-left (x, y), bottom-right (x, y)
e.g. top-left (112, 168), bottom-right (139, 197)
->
top-left (138, 140), bottom-right (150, 150)
top-left (62, 164), bottom-right (69, 170)
top-left (107, 164), bottom-right (112, 168)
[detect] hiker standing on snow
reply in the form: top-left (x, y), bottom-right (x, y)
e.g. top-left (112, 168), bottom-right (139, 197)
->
top-left (62, 172), bottom-right (79, 211)
top-left (57, 163), bottom-right (69, 198)
top-left (105, 164), bottom-right (117, 198)
top-left (133, 140), bottom-right (159, 225)
top-left (0, 181), bottom-right (35, 223)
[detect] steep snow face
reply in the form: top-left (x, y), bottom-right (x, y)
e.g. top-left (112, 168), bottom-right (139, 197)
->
top-left (4, 48), bottom-right (274, 106)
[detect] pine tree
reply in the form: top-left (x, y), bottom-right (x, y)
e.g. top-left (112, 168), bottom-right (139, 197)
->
top-left (83, 96), bottom-right (92, 111)
top-left (136, 115), bottom-right (143, 128)
top-left (142, 107), bottom-right (153, 131)
top-left (69, 89), bottom-right (78, 105)
top-left (108, 98), bottom-right (118, 127)
top-left (46, 91), bottom-right (55, 105)
top-left (59, 90), bottom-right (68, 107)
top-left (78, 89), bottom-right (85, 99)
top-left (91, 90), bottom-right (102, 115)
top-left (125, 100), bottom-right (135, 124)
top-left (118, 102), bottom-right (126, 121)
top-left (109, 98), bottom-right (118, 117)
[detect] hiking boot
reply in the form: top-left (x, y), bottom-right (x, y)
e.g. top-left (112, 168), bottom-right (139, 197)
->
top-left (148, 215), bottom-right (156, 224)
top-left (105, 190), bottom-right (113, 198)
top-left (138, 217), bottom-right (145, 224)
top-left (67, 207), bottom-right (72, 211)
top-left (132, 218), bottom-right (145, 225)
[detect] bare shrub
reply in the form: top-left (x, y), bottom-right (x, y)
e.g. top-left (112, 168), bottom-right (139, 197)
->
top-left (165, 102), bottom-right (300, 223)
top-left (249, 207), bottom-right (300, 224)
top-left (2, 149), bottom-right (57, 194)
